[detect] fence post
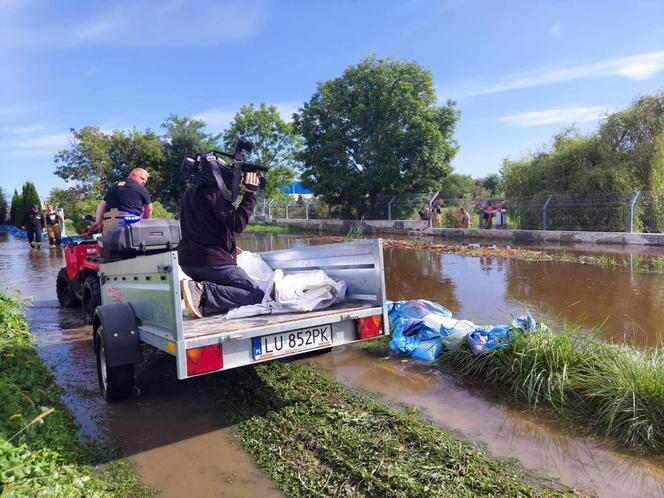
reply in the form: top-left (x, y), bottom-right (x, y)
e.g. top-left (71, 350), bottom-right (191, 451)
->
top-left (428, 192), bottom-right (438, 229)
top-left (542, 195), bottom-right (552, 230)
top-left (387, 196), bottom-right (395, 221)
top-left (305, 198), bottom-right (313, 219)
top-left (268, 199), bottom-right (275, 220)
top-left (285, 200), bottom-right (294, 219)
top-left (627, 191), bottom-right (640, 233)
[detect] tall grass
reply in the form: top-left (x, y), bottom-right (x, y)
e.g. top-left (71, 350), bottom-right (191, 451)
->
top-left (442, 328), bottom-right (664, 452)
top-left (0, 292), bottom-right (152, 496)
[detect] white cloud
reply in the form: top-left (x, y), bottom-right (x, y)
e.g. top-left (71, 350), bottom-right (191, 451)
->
top-left (13, 131), bottom-right (69, 150)
top-left (0, 119), bottom-right (68, 162)
top-left (0, 105), bottom-right (42, 121)
top-left (5, 0), bottom-right (267, 48)
top-left (192, 109), bottom-right (237, 130)
top-left (274, 103), bottom-right (300, 121)
top-left (441, 50), bottom-right (664, 99)
top-left (0, 124), bottom-right (44, 135)
top-left (500, 105), bottom-right (608, 127)
top-left (549, 23), bottom-right (562, 36)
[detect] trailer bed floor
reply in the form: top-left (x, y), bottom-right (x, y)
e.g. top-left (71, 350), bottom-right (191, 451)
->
top-left (182, 301), bottom-right (376, 339)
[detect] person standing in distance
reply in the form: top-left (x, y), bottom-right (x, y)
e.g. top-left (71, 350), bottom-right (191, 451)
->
top-left (95, 168), bottom-right (152, 233)
top-left (44, 204), bottom-right (64, 246)
top-left (179, 171), bottom-right (264, 319)
top-left (22, 204), bottom-right (44, 248)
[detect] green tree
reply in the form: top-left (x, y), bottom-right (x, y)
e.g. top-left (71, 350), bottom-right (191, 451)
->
top-left (19, 182), bottom-right (41, 226)
top-left (54, 126), bottom-right (113, 196)
top-left (293, 56), bottom-right (459, 216)
top-left (108, 128), bottom-right (166, 201)
top-left (160, 115), bottom-right (220, 210)
top-left (439, 173), bottom-right (475, 199)
top-left (9, 190), bottom-right (21, 226)
top-left (599, 93), bottom-right (664, 190)
top-left (222, 103), bottom-right (298, 200)
top-left (151, 200), bottom-right (175, 219)
top-left (477, 174), bottom-right (502, 197)
top-left (54, 126), bottom-right (166, 199)
top-left (439, 173), bottom-right (497, 199)
top-left (48, 187), bottom-right (97, 233)
top-left (501, 131), bottom-right (636, 230)
top-left (0, 187), bottom-right (8, 224)
top-left (501, 130), bottom-right (636, 198)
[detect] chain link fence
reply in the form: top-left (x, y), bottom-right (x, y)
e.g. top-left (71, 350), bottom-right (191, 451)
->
top-left (257, 191), bottom-right (664, 233)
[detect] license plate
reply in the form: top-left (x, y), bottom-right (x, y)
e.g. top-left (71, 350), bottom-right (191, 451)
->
top-left (252, 324), bottom-right (333, 360)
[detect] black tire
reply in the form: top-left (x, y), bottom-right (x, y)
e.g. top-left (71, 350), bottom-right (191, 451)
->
top-left (95, 326), bottom-right (134, 402)
top-left (82, 274), bottom-right (101, 324)
top-left (56, 267), bottom-right (80, 307)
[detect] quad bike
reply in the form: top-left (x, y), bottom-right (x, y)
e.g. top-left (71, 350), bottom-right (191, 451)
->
top-left (56, 216), bottom-right (102, 324)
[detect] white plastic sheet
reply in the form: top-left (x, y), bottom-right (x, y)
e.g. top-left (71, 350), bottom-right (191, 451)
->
top-left (227, 252), bottom-right (346, 319)
top-left (236, 250), bottom-right (274, 294)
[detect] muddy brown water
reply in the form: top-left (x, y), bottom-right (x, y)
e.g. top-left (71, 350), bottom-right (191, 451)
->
top-left (2, 230), bottom-right (664, 497)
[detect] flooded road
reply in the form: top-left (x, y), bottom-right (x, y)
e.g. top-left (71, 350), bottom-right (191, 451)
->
top-left (2, 230), bottom-right (664, 497)
top-left (0, 232), bottom-right (281, 498)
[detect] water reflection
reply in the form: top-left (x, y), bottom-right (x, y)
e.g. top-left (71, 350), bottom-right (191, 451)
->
top-left (505, 259), bottom-right (664, 345)
top-left (384, 247), bottom-right (460, 311)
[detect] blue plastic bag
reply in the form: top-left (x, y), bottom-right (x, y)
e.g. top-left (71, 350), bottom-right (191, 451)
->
top-left (467, 325), bottom-right (510, 354)
top-left (387, 300), bottom-right (452, 360)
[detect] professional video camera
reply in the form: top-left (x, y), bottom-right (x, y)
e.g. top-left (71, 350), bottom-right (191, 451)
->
top-left (181, 137), bottom-right (268, 203)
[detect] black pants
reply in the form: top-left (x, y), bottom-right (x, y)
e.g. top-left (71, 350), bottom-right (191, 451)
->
top-left (26, 227), bottom-right (42, 245)
top-left (180, 265), bottom-right (264, 316)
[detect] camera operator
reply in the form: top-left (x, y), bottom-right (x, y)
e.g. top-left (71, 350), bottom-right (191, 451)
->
top-left (178, 170), bottom-right (264, 319)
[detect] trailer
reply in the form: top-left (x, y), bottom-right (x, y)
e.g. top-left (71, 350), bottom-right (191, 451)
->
top-left (92, 239), bottom-right (389, 401)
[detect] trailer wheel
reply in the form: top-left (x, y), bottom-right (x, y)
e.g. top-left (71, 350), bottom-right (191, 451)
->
top-left (82, 274), bottom-right (101, 324)
top-left (56, 267), bottom-right (80, 307)
top-left (96, 326), bottom-right (134, 402)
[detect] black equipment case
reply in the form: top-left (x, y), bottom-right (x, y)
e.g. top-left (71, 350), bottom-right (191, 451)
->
top-left (101, 219), bottom-right (181, 259)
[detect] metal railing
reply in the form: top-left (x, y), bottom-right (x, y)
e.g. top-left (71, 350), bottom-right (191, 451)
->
top-left (257, 191), bottom-right (664, 233)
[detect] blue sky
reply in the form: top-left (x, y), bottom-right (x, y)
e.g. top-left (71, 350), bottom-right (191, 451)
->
top-left (2, 0), bottom-right (664, 199)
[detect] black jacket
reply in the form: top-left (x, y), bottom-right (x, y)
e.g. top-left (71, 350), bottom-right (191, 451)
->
top-left (178, 185), bottom-right (256, 267)
top-left (23, 211), bottom-right (44, 229)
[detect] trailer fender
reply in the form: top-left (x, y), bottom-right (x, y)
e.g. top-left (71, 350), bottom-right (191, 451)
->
top-left (93, 303), bottom-right (141, 367)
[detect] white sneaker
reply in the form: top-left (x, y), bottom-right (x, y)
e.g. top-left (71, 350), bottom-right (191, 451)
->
top-left (180, 280), bottom-right (203, 319)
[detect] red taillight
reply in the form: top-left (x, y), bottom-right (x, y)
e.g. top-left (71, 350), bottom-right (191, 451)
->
top-left (186, 344), bottom-right (223, 376)
top-left (357, 315), bottom-right (383, 339)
